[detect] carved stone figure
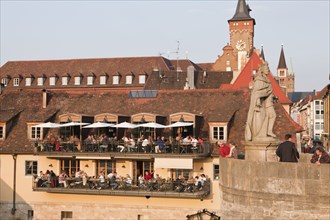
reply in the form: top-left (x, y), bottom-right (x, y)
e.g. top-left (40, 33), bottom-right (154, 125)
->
top-left (245, 62), bottom-right (276, 141)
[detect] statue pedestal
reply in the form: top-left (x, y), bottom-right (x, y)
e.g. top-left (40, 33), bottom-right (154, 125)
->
top-left (242, 139), bottom-right (280, 162)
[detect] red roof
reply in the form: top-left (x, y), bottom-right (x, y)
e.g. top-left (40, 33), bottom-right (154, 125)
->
top-left (220, 50), bottom-right (292, 104)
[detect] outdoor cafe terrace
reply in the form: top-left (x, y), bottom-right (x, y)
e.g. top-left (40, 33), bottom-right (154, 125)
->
top-left (32, 120), bottom-right (211, 158)
top-left (32, 175), bottom-right (210, 199)
top-left (34, 139), bottom-right (211, 159)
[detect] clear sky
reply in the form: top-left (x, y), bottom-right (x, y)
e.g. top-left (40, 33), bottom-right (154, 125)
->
top-left (1, 0), bottom-right (329, 92)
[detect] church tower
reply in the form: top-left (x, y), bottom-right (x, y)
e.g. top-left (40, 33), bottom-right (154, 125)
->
top-left (277, 45), bottom-right (295, 94)
top-left (228, 0), bottom-right (255, 72)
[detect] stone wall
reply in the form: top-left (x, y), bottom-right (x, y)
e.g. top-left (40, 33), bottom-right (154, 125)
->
top-left (0, 201), bottom-right (219, 220)
top-left (219, 156), bottom-right (330, 219)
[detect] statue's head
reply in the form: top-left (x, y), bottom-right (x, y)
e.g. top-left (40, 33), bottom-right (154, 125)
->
top-left (257, 62), bottom-right (269, 76)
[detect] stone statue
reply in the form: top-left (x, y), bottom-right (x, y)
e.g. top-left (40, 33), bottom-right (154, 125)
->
top-left (245, 62), bottom-right (276, 141)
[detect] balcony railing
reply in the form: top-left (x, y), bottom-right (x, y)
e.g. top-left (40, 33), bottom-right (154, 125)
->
top-left (32, 176), bottom-right (210, 199)
top-left (33, 141), bottom-right (211, 158)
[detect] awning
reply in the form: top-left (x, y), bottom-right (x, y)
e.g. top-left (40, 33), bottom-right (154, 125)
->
top-left (154, 158), bottom-right (193, 169)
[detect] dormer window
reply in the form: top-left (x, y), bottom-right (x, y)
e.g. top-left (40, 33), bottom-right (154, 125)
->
top-left (62, 76), bottom-right (69, 85)
top-left (100, 75), bottom-right (107, 85)
top-left (49, 76), bottom-right (58, 86)
top-left (13, 77), bottom-right (20, 86)
top-left (25, 77), bottom-right (32, 86)
top-left (1, 78), bottom-right (8, 86)
top-left (37, 77), bottom-right (45, 86)
top-left (113, 75), bottom-right (120, 85)
top-left (139, 75), bottom-right (146, 84)
top-left (87, 76), bottom-right (95, 85)
top-left (74, 76), bottom-right (81, 85)
top-left (126, 75), bottom-right (133, 84)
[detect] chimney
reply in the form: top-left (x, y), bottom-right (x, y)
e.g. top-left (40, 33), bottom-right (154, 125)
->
top-left (42, 89), bottom-right (47, 109)
top-left (186, 66), bottom-right (195, 89)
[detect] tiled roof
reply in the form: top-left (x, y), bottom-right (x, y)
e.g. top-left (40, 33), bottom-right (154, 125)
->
top-left (144, 71), bottom-right (233, 90)
top-left (220, 50), bottom-right (292, 104)
top-left (0, 109), bottom-right (22, 122)
top-left (0, 56), bottom-right (175, 88)
top-left (314, 84), bottom-right (329, 100)
top-left (288, 92), bottom-right (315, 103)
top-left (0, 88), bottom-right (301, 154)
top-left (169, 59), bottom-right (203, 72)
top-left (196, 63), bottom-right (213, 71)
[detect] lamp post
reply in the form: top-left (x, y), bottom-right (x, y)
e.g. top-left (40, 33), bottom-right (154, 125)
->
top-left (11, 153), bottom-right (17, 215)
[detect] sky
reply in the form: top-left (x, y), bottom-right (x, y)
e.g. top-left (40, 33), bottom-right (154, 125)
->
top-left (0, 0), bottom-right (329, 92)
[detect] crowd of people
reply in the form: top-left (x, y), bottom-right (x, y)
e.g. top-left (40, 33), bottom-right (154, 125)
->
top-left (276, 134), bottom-right (330, 164)
top-left (34, 169), bottom-right (210, 194)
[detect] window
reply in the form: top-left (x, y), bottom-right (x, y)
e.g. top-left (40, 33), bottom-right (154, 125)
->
top-left (37, 77), bottom-right (44, 86)
top-left (74, 76), bottom-right (81, 85)
top-left (31, 127), bottom-right (41, 139)
top-left (62, 76), bottom-right (68, 85)
top-left (28, 210), bottom-right (34, 220)
top-left (13, 78), bottom-right (20, 86)
top-left (96, 160), bottom-right (116, 175)
top-left (26, 78), bottom-right (32, 86)
top-left (100, 76), bottom-right (107, 85)
top-left (213, 164), bottom-right (219, 180)
top-left (139, 75), bottom-right (146, 84)
top-left (172, 169), bottom-right (190, 180)
top-left (279, 70), bottom-right (286, 77)
top-left (61, 211), bottom-right (72, 220)
top-left (60, 159), bottom-right (80, 177)
top-left (113, 75), bottom-right (120, 85)
top-left (213, 126), bottom-right (225, 140)
top-left (0, 126), bottom-right (3, 139)
top-left (87, 76), bottom-right (94, 85)
top-left (1, 78), bottom-right (8, 86)
top-left (49, 76), bottom-right (56, 86)
top-left (25, 161), bottom-right (38, 175)
top-left (126, 75), bottom-right (133, 84)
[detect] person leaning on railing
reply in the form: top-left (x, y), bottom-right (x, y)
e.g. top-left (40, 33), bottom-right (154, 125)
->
top-left (310, 147), bottom-right (330, 165)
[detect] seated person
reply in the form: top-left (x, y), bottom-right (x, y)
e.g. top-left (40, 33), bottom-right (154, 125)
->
top-left (141, 138), bottom-right (149, 152)
top-left (310, 147), bottom-right (330, 165)
top-left (125, 174), bottom-right (132, 187)
top-left (99, 135), bottom-right (109, 152)
top-left (109, 172), bottom-right (119, 190)
top-left (97, 172), bottom-right (106, 190)
top-left (155, 136), bottom-right (165, 153)
top-left (127, 138), bottom-right (136, 152)
top-left (58, 170), bottom-right (68, 188)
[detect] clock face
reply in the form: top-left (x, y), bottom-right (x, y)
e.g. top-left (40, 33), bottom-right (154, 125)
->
top-left (236, 40), bottom-right (246, 51)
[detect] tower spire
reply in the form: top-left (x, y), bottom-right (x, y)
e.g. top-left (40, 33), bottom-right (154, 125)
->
top-left (228, 0), bottom-right (255, 24)
top-left (278, 44), bottom-right (287, 69)
top-left (260, 45), bottom-right (265, 61)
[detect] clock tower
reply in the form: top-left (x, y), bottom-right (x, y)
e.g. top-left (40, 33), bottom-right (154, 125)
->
top-left (228, 0), bottom-right (255, 71)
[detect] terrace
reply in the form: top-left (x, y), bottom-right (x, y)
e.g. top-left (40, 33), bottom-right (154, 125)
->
top-left (32, 177), bottom-right (210, 199)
